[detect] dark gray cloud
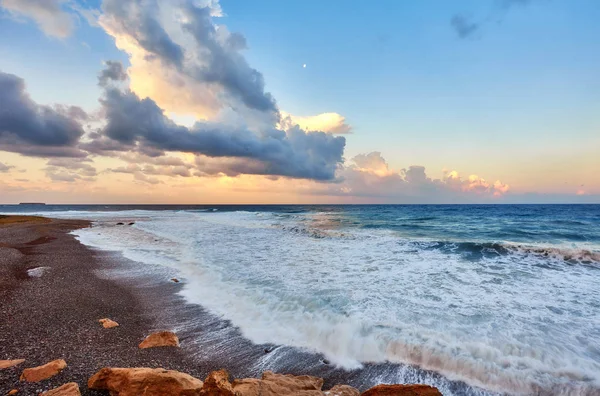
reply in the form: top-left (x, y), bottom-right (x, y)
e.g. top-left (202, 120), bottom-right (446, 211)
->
top-left (88, 67), bottom-right (345, 180)
top-left (101, 0), bottom-right (184, 67)
top-left (451, 0), bottom-right (536, 39)
top-left (98, 60), bottom-right (128, 86)
top-left (0, 71), bottom-right (86, 157)
top-left (100, 0), bottom-right (277, 114)
top-left (181, 4), bottom-right (277, 113)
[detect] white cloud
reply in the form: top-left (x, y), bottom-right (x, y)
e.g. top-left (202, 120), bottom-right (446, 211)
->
top-left (1, 0), bottom-right (75, 38)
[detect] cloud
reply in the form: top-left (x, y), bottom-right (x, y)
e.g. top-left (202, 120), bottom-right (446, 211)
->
top-left (98, 61), bottom-right (128, 86)
top-left (451, 15), bottom-right (480, 39)
top-left (451, 0), bottom-right (536, 39)
top-left (310, 152), bottom-right (510, 202)
top-left (0, 71), bottom-right (87, 157)
top-left (280, 112), bottom-right (352, 134)
top-left (0, 0), bottom-right (75, 38)
top-left (99, 0), bottom-right (276, 115)
top-left (44, 158), bottom-right (97, 183)
top-left (88, 63), bottom-right (345, 180)
top-left (0, 162), bottom-right (13, 172)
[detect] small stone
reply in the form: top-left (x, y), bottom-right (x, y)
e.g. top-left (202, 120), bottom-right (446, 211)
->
top-left (0, 359), bottom-right (25, 369)
top-left (20, 359), bottom-right (67, 382)
top-left (98, 318), bottom-right (119, 328)
top-left (139, 331), bottom-right (179, 349)
top-left (8, 390), bottom-right (18, 395)
top-left (40, 382), bottom-right (81, 396)
top-left (171, 278), bottom-right (180, 283)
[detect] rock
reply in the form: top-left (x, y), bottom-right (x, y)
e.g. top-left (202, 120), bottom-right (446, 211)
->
top-left (139, 331), bottom-right (179, 349)
top-left (171, 278), bottom-right (180, 283)
top-left (128, 222), bottom-right (135, 225)
top-left (361, 384), bottom-right (442, 396)
top-left (0, 359), bottom-right (25, 369)
top-left (199, 369), bottom-right (234, 395)
top-left (8, 390), bottom-right (18, 395)
top-left (99, 318), bottom-right (119, 328)
top-left (27, 267), bottom-right (50, 277)
top-left (116, 222), bottom-right (124, 225)
top-left (326, 385), bottom-right (360, 396)
top-left (232, 371), bottom-right (324, 396)
top-left (20, 359), bottom-right (67, 382)
top-left (88, 367), bottom-right (203, 396)
top-left (40, 382), bottom-right (81, 396)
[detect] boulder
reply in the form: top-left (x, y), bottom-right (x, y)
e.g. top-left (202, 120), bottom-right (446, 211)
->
top-left (232, 371), bottom-right (324, 396)
top-left (199, 369), bottom-right (235, 395)
top-left (326, 384), bottom-right (360, 396)
top-left (361, 384), bottom-right (442, 396)
top-left (0, 359), bottom-right (25, 369)
top-left (139, 331), bottom-right (180, 349)
top-left (40, 382), bottom-right (81, 396)
top-left (20, 359), bottom-right (67, 382)
top-left (99, 318), bottom-right (119, 328)
top-left (88, 367), bottom-right (203, 396)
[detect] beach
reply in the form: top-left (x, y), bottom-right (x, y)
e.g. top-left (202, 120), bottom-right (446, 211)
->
top-left (0, 217), bottom-right (207, 394)
top-left (0, 216), bottom-right (450, 395)
top-left (1, 206), bottom-right (599, 396)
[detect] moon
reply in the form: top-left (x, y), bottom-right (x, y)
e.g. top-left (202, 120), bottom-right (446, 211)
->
top-left (303, 64), bottom-right (307, 68)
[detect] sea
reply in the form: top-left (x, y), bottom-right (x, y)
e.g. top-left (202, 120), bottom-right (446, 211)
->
top-left (2, 204), bottom-right (599, 395)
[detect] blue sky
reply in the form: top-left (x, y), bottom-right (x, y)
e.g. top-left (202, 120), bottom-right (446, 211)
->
top-left (0, 0), bottom-right (598, 203)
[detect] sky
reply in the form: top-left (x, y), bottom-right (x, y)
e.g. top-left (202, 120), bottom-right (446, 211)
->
top-left (0, 0), bottom-right (598, 204)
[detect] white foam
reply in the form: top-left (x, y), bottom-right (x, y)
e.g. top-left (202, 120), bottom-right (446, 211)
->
top-left (61, 210), bottom-right (600, 395)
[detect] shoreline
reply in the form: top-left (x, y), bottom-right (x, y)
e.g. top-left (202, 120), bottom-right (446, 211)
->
top-left (0, 216), bottom-right (473, 395)
top-left (0, 217), bottom-right (209, 395)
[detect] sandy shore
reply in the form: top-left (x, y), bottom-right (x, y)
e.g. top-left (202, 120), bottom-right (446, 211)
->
top-left (0, 217), bottom-right (208, 395)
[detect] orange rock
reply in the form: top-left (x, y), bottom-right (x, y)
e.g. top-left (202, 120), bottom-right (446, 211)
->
top-left (40, 382), bottom-right (81, 396)
top-left (8, 390), bottom-right (18, 395)
top-left (361, 384), bottom-right (442, 396)
top-left (88, 367), bottom-right (203, 396)
top-left (98, 318), bottom-right (119, 328)
top-left (20, 359), bottom-right (67, 382)
top-left (0, 359), bottom-right (25, 369)
top-left (139, 331), bottom-right (180, 349)
top-left (199, 369), bottom-right (235, 395)
top-left (327, 384), bottom-right (360, 396)
top-left (232, 371), bottom-right (324, 396)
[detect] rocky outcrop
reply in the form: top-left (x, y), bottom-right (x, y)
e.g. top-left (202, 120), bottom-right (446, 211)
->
top-left (327, 384), bottom-right (360, 396)
top-left (197, 369), bottom-right (325, 396)
top-left (98, 318), bottom-right (119, 328)
top-left (40, 382), bottom-right (81, 396)
top-left (232, 371), bottom-right (325, 396)
top-left (198, 369), bottom-right (234, 395)
top-left (361, 384), bottom-right (442, 396)
top-left (20, 359), bottom-right (67, 382)
top-left (88, 367), bottom-right (204, 396)
top-left (139, 331), bottom-right (180, 349)
top-left (0, 359), bottom-right (25, 369)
